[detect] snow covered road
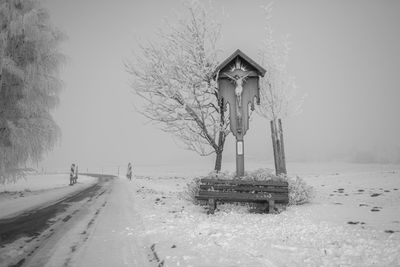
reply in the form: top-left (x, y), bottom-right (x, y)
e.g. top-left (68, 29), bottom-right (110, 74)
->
top-left (0, 174), bottom-right (97, 219)
top-left (68, 177), bottom-right (153, 267)
top-left (0, 175), bottom-right (156, 267)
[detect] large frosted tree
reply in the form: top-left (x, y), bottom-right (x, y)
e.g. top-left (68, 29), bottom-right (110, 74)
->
top-left (0, 0), bottom-right (64, 183)
top-left (126, 1), bottom-right (229, 171)
top-left (257, 3), bottom-right (304, 175)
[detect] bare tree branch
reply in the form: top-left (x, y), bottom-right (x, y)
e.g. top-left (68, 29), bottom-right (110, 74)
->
top-left (126, 1), bottom-right (229, 168)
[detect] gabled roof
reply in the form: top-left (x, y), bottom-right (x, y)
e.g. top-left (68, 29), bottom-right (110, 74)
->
top-left (214, 49), bottom-right (266, 78)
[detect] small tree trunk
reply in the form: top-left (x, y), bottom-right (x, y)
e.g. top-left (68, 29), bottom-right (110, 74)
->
top-left (271, 119), bottom-right (288, 176)
top-left (214, 97), bottom-right (226, 172)
top-left (0, 31), bottom-right (7, 90)
top-left (0, 43), bottom-right (3, 93)
top-left (270, 120), bottom-right (279, 175)
top-left (278, 119), bottom-right (287, 175)
top-left (214, 129), bottom-right (225, 172)
top-left (276, 138), bottom-right (283, 174)
top-left (214, 148), bottom-right (223, 172)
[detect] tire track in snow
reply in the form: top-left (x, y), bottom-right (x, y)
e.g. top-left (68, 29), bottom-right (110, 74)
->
top-left (63, 199), bottom-right (109, 267)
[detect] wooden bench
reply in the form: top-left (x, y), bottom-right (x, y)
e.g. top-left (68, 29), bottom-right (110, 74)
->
top-left (195, 179), bottom-right (289, 214)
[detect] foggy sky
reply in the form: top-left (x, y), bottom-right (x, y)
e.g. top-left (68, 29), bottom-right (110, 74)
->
top-left (40, 0), bottom-right (400, 172)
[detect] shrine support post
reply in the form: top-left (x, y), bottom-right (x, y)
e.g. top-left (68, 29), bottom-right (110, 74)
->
top-left (236, 134), bottom-right (244, 177)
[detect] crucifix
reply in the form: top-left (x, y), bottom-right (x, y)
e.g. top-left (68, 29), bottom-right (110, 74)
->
top-left (214, 50), bottom-right (266, 176)
top-left (223, 72), bottom-right (251, 129)
top-left (224, 72), bottom-right (251, 106)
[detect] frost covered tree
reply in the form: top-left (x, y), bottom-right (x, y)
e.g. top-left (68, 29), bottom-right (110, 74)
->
top-left (126, 1), bottom-right (229, 171)
top-left (257, 3), bottom-right (304, 175)
top-left (0, 0), bottom-right (65, 183)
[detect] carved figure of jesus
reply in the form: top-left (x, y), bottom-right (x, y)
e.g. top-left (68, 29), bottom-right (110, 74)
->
top-left (224, 72), bottom-right (250, 108)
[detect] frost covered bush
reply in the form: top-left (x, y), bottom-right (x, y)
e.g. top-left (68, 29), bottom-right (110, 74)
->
top-left (182, 178), bottom-right (201, 203)
top-left (241, 168), bottom-right (284, 182)
top-left (206, 168), bottom-right (280, 181)
top-left (247, 168), bottom-right (275, 180)
top-left (206, 170), bottom-right (232, 180)
top-left (286, 176), bottom-right (314, 205)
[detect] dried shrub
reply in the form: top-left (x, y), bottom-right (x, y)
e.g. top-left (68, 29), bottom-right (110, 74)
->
top-left (206, 170), bottom-right (232, 180)
top-left (286, 176), bottom-right (314, 205)
top-left (182, 177), bottom-right (201, 203)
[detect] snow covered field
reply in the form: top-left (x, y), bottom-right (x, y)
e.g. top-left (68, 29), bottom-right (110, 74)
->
top-left (0, 174), bottom-right (97, 219)
top-left (1, 163), bottom-right (399, 266)
top-left (130, 162), bottom-right (400, 266)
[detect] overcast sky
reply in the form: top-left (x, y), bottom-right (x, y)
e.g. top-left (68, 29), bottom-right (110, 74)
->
top-left (40, 0), bottom-right (400, 172)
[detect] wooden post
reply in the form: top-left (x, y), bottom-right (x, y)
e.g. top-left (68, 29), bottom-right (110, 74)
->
top-left (236, 134), bottom-right (244, 177)
top-left (69, 164), bottom-right (75, 186)
top-left (75, 165), bottom-right (78, 184)
top-left (268, 199), bottom-right (275, 214)
top-left (127, 163), bottom-right (132, 180)
top-left (278, 119), bottom-right (287, 175)
top-left (208, 199), bottom-right (216, 214)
